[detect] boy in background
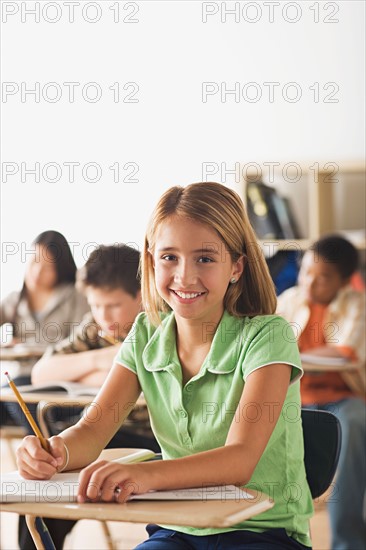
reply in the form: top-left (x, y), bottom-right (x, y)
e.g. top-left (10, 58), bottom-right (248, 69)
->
top-left (277, 235), bottom-right (365, 550)
top-left (33, 243), bottom-right (141, 386)
top-left (32, 243), bottom-right (158, 451)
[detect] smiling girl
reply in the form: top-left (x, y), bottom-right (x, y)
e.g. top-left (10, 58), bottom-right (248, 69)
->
top-left (17, 183), bottom-right (313, 550)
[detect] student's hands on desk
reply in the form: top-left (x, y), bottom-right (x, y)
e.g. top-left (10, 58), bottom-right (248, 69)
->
top-left (16, 435), bottom-right (153, 503)
top-left (77, 459), bottom-right (152, 503)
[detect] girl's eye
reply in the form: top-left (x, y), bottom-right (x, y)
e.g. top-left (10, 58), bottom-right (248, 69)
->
top-left (161, 254), bottom-right (177, 261)
top-left (198, 256), bottom-right (214, 263)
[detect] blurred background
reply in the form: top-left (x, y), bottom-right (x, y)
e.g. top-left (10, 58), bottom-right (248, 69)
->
top-left (1, 0), bottom-right (365, 295)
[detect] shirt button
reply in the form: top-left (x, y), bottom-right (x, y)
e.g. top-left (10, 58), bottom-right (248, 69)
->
top-left (185, 385), bottom-right (192, 392)
top-left (180, 410), bottom-right (187, 418)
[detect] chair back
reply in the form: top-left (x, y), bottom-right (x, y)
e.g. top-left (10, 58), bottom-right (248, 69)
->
top-left (301, 408), bottom-right (342, 499)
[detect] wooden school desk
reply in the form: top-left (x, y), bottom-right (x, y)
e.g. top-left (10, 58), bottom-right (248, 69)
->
top-left (0, 345), bottom-right (46, 362)
top-left (0, 389), bottom-right (147, 439)
top-left (0, 389), bottom-right (95, 440)
top-left (1, 448), bottom-right (274, 549)
top-left (0, 344), bottom-right (47, 387)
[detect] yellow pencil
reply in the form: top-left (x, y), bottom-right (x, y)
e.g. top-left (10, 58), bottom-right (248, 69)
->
top-left (98, 331), bottom-right (119, 345)
top-left (5, 371), bottom-right (49, 451)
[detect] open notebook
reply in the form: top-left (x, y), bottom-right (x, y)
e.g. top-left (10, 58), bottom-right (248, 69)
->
top-left (1, 381), bottom-right (98, 397)
top-left (0, 450), bottom-right (252, 503)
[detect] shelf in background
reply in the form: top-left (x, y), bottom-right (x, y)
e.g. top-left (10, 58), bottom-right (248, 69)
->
top-left (242, 162), bottom-right (365, 251)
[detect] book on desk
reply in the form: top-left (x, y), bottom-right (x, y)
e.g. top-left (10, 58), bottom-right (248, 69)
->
top-left (0, 449), bottom-right (253, 503)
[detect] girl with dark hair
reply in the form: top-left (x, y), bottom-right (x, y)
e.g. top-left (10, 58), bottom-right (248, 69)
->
top-left (1, 230), bottom-right (89, 354)
top-left (32, 230), bottom-right (78, 285)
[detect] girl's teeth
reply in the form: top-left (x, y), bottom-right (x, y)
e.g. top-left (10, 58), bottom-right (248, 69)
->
top-left (175, 291), bottom-right (201, 299)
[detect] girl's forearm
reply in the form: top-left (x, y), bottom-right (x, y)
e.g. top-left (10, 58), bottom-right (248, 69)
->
top-left (59, 421), bottom-right (110, 470)
top-left (141, 444), bottom-right (252, 491)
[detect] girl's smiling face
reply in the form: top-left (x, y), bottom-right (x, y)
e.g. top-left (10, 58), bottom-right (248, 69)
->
top-left (152, 216), bottom-right (243, 326)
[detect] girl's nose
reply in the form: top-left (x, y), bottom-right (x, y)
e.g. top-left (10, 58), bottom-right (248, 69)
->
top-left (174, 261), bottom-right (198, 287)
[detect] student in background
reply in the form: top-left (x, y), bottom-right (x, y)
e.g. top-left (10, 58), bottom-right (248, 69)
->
top-left (1, 229), bottom-right (89, 421)
top-left (0, 230), bottom-right (89, 399)
top-left (33, 244), bottom-right (143, 388)
top-left (1, 230), bottom-right (89, 365)
top-left (18, 182), bottom-right (313, 550)
top-left (277, 235), bottom-right (366, 550)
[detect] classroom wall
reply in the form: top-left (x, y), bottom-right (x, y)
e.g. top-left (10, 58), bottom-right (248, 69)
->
top-left (1, 1), bottom-right (365, 298)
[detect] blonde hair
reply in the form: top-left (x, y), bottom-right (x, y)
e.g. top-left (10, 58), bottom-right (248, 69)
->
top-left (141, 182), bottom-right (276, 326)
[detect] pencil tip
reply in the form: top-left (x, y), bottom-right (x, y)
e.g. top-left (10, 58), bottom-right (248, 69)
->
top-left (4, 371), bottom-right (8, 375)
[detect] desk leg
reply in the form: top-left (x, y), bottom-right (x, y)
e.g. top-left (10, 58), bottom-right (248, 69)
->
top-left (25, 516), bottom-right (56, 550)
top-left (100, 520), bottom-right (116, 550)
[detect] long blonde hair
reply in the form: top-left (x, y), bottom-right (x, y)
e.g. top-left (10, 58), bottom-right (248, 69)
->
top-left (141, 182), bottom-right (276, 326)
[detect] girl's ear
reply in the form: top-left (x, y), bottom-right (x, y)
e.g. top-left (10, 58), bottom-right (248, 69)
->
top-left (231, 255), bottom-right (245, 281)
top-left (148, 249), bottom-right (155, 269)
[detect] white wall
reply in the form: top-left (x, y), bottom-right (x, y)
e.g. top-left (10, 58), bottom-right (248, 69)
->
top-left (1, 0), bottom-right (365, 296)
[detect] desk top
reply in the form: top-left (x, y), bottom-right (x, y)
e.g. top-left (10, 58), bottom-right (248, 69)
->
top-left (0, 390), bottom-right (94, 406)
top-left (0, 448), bottom-right (273, 527)
top-left (0, 390), bottom-right (146, 407)
top-left (0, 345), bottom-right (46, 361)
top-left (0, 493), bottom-right (273, 528)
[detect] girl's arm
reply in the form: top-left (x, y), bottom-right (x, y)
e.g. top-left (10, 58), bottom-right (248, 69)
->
top-left (31, 345), bottom-right (120, 384)
top-left (77, 363), bottom-right (292, 502)
top-left (16, 364), bottom-right (141, 479)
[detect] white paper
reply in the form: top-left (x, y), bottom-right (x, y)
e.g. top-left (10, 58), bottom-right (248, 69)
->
top-left (1, 471), bottom-right (80, 503)
top-left (300, 353), bottom-right (348, 366)
top-left (1, 471), bottom-right (252, 503)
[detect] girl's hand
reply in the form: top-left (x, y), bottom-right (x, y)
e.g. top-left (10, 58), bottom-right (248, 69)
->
top-left (16, 435), bottom-right (65, 479)
top-left (77, 460), bottom-right (152, 503)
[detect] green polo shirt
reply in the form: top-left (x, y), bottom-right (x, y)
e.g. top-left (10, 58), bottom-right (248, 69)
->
top-left (116, 311), bottom-right (313, 546)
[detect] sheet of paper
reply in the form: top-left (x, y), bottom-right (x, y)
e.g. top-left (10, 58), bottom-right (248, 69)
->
top-left (1, 471), bottom-right (80, 502)
top-left (300, 353), bottom-right (347, 366)
top-left (130, 485), bottom-right (253, 501)
top-left (1, 471), bottom-right (252, 502)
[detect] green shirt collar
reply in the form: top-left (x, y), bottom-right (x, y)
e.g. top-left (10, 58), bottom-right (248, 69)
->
top-left (142, 310), bottom-right (240, 375)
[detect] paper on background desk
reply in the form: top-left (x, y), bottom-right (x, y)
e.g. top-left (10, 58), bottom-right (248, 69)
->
top-left (0, 471), bottom-right (253, 503)
top-left (300, 353), bottom-right (348, 366)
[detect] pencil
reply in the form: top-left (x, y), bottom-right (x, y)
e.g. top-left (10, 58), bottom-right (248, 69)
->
top-left (4, 372), bottom-right (49, 451)
top-left (98, 331), bottom-right (119, 345)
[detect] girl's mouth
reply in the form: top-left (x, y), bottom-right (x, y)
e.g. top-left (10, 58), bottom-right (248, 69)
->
top-left (171, 289), bottom-right (205, 301)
